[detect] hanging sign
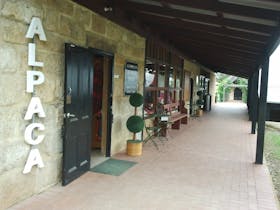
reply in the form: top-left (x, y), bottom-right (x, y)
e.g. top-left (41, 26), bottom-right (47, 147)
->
top-left (23, 17), bottom-right (47, 174)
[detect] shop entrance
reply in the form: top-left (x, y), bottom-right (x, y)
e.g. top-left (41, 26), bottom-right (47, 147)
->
top-left (90, 49), bottom-right (113, 168)
top-left (63, 44), bottom-right (113, 185)
top-left (190, 78), bottom-right (194, 114)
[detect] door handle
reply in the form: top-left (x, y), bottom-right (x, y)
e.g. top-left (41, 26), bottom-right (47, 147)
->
top-left (64, 113), bottom-right (76, 118)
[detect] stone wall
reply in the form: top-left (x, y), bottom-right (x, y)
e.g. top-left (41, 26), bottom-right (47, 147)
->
top-left (0, 0), bottom-right (145, 209)
top-left (184, 59), bottom-right (201, 112)
top-left (209, 71), bottom-right (217, 106)
top-left (229, 88), bottom-right (235, 101)
top-left (183, 59), bottom-right (216, 111)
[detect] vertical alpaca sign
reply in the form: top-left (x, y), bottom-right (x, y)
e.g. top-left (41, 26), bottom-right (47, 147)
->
top-left (23, 17), bottom-right (47, 174)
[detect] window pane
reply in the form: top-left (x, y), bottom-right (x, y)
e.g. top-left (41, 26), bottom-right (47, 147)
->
top-left (158, 65), bottom-right (165, 88)
top-left (176, 68), bottom-right (181, 88)
top-left (169, 67), bottom-right (175, 88)
top-left (145, 64), bottom-right (156, 87)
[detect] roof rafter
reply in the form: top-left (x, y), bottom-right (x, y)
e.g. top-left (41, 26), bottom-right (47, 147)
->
top-left (73, 0), bottom-right (280, 78)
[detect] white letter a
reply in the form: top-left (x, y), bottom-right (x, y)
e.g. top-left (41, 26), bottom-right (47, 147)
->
top-left (25, 17), bottom-right (47, 41)
top-left (24, 97), bottom-right (46, 120)
top-left (23, 148), bottom-right (44, 174)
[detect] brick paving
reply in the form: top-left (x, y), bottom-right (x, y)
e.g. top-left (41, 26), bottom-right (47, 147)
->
top-left (9, 102), bottom-right (279, 210)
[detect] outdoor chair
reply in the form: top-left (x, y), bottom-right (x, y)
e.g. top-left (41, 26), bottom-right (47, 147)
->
top-left (143, 104), bottom-right (169, 149)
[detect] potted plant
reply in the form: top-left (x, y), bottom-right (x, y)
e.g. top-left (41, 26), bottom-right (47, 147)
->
top-left (196, 90), bottom-right (204, 116)
top-left (126, 93), bottom-right (144, 156)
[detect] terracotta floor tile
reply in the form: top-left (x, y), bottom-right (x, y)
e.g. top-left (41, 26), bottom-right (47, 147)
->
top-left (8, 102), bottom-right (279, 210)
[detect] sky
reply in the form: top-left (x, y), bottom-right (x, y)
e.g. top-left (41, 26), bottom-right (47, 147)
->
top-left (267, 44), bottom-right (280, 103)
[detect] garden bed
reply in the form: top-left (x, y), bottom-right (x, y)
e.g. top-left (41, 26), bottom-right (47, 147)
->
top-left (265, 124), bottom-right (280, 203)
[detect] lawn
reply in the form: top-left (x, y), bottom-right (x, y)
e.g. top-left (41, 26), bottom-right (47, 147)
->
top-left (264, 125), bottom-right (280, 202)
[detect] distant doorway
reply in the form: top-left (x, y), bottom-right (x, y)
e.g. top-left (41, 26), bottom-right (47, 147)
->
top-left (234, 88), bottom-right (242, 100)
top-left (190, 78), bottom-right (194, 114)
top-left (184, 71), bottom-right (192, 113)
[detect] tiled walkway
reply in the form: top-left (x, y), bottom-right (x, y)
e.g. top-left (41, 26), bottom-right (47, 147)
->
top-left (9, 103), bottom-right (279, 210)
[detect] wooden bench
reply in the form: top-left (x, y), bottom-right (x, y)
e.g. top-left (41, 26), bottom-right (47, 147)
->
top-left (163, 102), bottom-right (188, 129)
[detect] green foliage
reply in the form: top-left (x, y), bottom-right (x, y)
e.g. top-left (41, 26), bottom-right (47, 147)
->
top-left (126, 93), bottom-right (144, 138)
top-left (216, 73), bottom-right (248, 102)
top-left (127, 140), bottom-right (143, 143)
top-left (129, 93), bottom-right (144, 107)
top-left (196, 99), bottom-right (204, 106)
top-left (197, 90), bottom-right (203, 96)
top-left (126, 116), bottom-right (144, 133)
top-left (265, 129), bottom-right (280, 158)
top-left (196, 90), bottom-right (204, 108)
top-left (265, 127), bottom-right (280, 202)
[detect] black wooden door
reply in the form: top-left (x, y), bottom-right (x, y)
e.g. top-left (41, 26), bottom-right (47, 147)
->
top-left (63, 44), bottom-right (93, 185)
top-left (234, 88), bottom-right (242, 100)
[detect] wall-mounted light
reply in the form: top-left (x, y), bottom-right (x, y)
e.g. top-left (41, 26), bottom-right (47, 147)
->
top-left (104, 6), bottom-right (113, 12)
top-left (196, 75), bottom-right (199, 86)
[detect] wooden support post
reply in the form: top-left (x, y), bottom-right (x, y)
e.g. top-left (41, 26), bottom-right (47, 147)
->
top-left (247, 76), bottom-right (252, 120)
top-left (255, 58), bottom-right (269, 164)
top-left (251, 117), bottom-right (257, 134)
top-left (251, 71), bottom-right (259, 134)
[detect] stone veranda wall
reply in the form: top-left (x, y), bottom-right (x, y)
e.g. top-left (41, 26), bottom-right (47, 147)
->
top-left (229, 88), bottom-right (235, 101)
top-left (183, 59), bottom-right (216, 112)
top-left (184, 59), bottom-right (201, 113)
top-left (0, 0), bottom-right (145, 209)
top-left (209, 71), bottom-right (216, 106)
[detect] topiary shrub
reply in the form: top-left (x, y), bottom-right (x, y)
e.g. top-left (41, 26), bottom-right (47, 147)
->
top-left (126, 115), bottom-right (144, 133)
top-left (126, 93), bottom-right (145, 156)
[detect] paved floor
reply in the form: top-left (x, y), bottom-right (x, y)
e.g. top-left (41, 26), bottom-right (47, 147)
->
top-left (9, 102), bottom-right (279, 210)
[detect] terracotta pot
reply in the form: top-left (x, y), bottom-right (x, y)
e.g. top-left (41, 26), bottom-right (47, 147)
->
top-left (197, 109), bottom-right (203, 117)
top-left (127, 140), bottom-right (142, 156)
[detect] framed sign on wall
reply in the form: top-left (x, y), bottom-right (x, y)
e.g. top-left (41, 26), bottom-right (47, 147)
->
top-left (124, 62), bottom-right (138, 95)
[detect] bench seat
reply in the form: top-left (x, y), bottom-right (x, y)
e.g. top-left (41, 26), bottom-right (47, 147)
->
top-left (163, 102), bottom-right (188, 129)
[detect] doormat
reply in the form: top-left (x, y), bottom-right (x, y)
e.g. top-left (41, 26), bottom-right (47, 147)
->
top-left (90, 158), bottom-right (137, 176)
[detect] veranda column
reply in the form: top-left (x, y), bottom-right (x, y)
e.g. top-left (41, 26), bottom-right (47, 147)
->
top-left (256, 58), bottom-right (269, 164)
top-left (247, 76), bottom-right (252, 119)
top-left (251, 70), bottom-right (259, 134)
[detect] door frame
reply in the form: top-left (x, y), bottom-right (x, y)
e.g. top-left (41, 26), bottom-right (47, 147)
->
top-left (62, 45), bottom-right (114, 185)
top-left (89, 48), bottom-right (114, 157)
top-left (190, 78), bottom-right (194, 115)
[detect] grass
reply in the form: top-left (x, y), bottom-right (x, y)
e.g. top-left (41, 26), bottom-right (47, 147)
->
top-left (264, 126), bottom-right (280, 202)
